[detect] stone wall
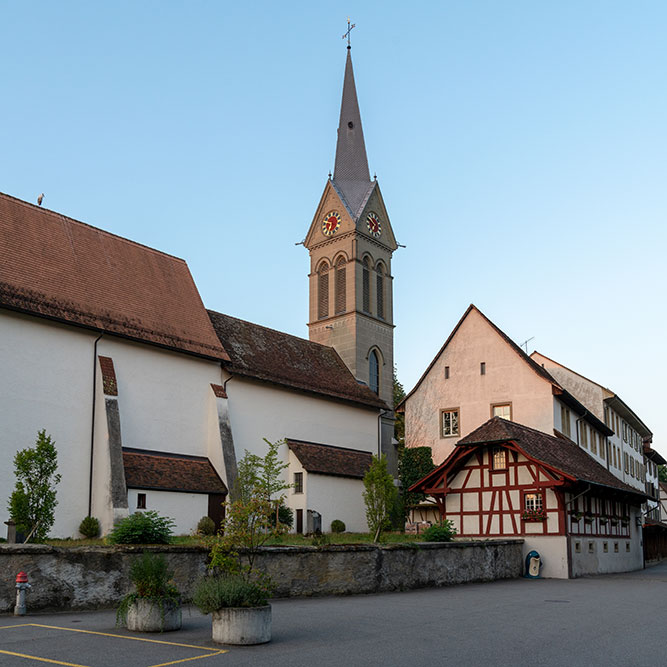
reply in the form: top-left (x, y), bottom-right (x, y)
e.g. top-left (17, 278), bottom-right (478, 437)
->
top-left (0, 539), bottom-right (523, 613)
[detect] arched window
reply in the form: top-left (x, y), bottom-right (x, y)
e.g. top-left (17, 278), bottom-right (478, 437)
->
top-left (335, 255), bottom-right (346, 314)
top-left (317, 262), bottom-right (329, 319)
top-left (362, 257), bottom-right (371, 313)
top-left (369, 349), bottom-right (380, 394)
top-left (376, 263), bottom-right (385, 320)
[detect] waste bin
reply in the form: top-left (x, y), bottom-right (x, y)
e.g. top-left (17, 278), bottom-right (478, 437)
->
top-left (524, 550), bottom-right (542, 578)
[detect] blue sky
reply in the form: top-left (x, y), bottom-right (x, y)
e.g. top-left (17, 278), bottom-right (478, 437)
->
top-left (3, 2), bottom-right (666, 453)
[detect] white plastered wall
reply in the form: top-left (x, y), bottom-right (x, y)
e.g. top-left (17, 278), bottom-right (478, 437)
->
top-left (0, 310), bottom-right (226, 538)
top-left (306, 473), bottom-right (368, 533)
top-left (127, 489), bottom-right (208, 535)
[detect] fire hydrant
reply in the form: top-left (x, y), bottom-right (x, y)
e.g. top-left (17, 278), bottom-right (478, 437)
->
top-left (15, 571), bottom-right (31, 616)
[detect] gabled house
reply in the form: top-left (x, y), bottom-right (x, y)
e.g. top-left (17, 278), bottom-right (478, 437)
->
top-left (398, 305), bottom-right (612, 466)
top-left (410, 417), bottom-right (646, 578)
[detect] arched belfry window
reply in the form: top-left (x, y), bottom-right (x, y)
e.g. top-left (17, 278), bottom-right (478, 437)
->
top-left (362, 257), bottom-right (371, 313)
top-left (369, 349), bottom-right (380, 394)
top-left (335, 255), bottom-right (346, 314)
top-left (376, 263), bottom-right (385, 320)
top-left (317, 262), bottom-right (329, 319)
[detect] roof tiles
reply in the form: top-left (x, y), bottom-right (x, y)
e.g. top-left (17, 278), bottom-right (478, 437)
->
top-left (0, 192), bottom-right (228, 360)
top-left (287, 439), bottom-right (372, 479)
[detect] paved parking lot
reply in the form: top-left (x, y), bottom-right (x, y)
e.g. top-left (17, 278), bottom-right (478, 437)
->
top-left (2, 561), bottom-right (667, 666)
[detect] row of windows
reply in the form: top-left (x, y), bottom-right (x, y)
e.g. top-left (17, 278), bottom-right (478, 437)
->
top-left (604, 406), bottom-right (644, 453)
top-left (317, 258), bottom-right (385, 320)
top-left (441, 404), bottom-right (512, 438)
top-left (574, 541), bottom-right (630, 554)
top-left (444, 362), bottom-right (487, 379)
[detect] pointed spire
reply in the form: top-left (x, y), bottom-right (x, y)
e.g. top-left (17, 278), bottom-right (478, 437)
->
top-left (332, 49), bottom-right (372, 217)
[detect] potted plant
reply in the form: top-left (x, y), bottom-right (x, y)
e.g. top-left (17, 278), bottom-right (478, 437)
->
top-left (610, 517), bottom-right (619, 526)
top-left (569, 510), bottom-right (583, 522)
top-left (117, 551), bottom-right (181, 632)
top-left (599, 516), bottom-right (609, 525)
top-left (621, 515), bottom-right (630, 527)
top-left (583, 512), bottom-right (594, 525)
top-left (194, 440), bottom-right (290, 645)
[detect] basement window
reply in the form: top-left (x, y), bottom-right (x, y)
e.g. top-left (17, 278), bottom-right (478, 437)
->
top-left (137, 493), bottom-right (146, 509)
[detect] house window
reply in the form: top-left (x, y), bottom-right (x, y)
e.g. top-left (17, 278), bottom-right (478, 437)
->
top-left (603, 542), bottom-right (608, 553)
top-left (376, 264), bottom-right (384, 320)
top-left (492, 404), bottom-right (511, 420)
top-left (137, 493), bottom-right (146, 509)
top-left (561, 405), bottom-right (571, 438)
top-left (591, 431), bottom-right (597, 455)
top-left (626, 542), bottom-right (631, 552)
top-left (441, 409), bottom-right (460, 437)
top-left (492, 447), bottom-right (507, 470)
top-left (588, 542), bottom-right (595, 554)
top-left (444, 366), bottom-right (450, 379)
top-left (580, 423), bottom-right (588, 449)
top-left (624, 452), bottom-right (629, 473)
top-left (480, 362), bottom-right (486, 375)
top-left (524, 492), bottom-right (542, 512)
top-left (294, 472), bottom-right (303, 494)
top-left (599, 438), bottom-right (605, 460)
top-left (369, 350), bottom-right (380, 394)
top-left (317, 263), bottom-right (329, 319)
top-left (623, 422), bottom-right (628, 442)
top-left (334, 256), bottom-right (346, 314)
top-left (614, 542), bottom-right (619, 553)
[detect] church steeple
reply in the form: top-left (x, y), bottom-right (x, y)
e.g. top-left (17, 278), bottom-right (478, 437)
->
top-left (303, 39), bottom-right (398, 472)
top-left (333, 49), bottom-right (372, 215)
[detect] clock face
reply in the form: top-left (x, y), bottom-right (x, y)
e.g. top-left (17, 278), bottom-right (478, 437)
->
top-left (322, 211), bottom-right (341, 236)
top-left (366, 212), bottom-right (382, 238)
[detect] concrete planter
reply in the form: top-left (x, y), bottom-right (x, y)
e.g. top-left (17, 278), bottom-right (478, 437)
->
top-left (211, 605), bottom-right (271, 645)
top-left (126, 598), bottom-right (182, 632)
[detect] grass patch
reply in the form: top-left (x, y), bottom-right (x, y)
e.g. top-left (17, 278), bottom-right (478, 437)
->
top-left (45, 532), bottom-right (424, 548)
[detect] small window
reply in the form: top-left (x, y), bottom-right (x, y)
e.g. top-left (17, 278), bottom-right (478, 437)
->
top-left (317, 264), bottom-right (329, 319)
top-left (626, 542), bottom-right (631, 552)
top-left (591, 431), bottom-right (597, 455)
top-left (561, 405), bottom-right (571, 438)
top-left (137, 493), bottom-right (146, 509)
top-left (588, 542), bottom-right (595, 554)
top-left (623, 422), bottom-right (628, 443)
top-left (575, 541), bottom-right (581, 553)
top-left (493, 447), bottom-right (508, 471)
top-left (376, 264), bottom-right (384, 320)
top-left (294, 472), bottom-right (303, 494)
top-left (480, 362), bottom-right (486, 375)
top-left (580, 423), bottom-right (588, 449)
top-left (444, 365), bottom-right (450, 379)
top-left (614, 542), bottom-right (619, 553)
top-left (603, 542), bottom-right (608, 553)
top-left (334, 256), bottom-right (346, 314)
top-left (524, 492), bottom-right (542, 511)
top-left (441, 409), bottom-right (460, 437)
top-left (492, 404), bottom-right (511, 420)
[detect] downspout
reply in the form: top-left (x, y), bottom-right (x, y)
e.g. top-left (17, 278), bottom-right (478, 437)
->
top-left (88, 333), bottom-right (104, 517)
top-left (377, 409), bottom-right (391, 458)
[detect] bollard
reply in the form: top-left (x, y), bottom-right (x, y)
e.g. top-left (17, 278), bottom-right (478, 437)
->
top-left (15, 571), bottom-right (31, 616)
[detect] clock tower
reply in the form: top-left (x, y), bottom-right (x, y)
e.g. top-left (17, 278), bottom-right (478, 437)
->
top-left (304, 44), bottom-right (398, 470)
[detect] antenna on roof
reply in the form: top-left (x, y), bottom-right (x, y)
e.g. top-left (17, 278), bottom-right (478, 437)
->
top-left (37, 193), bottom-right (44, 206)
top-left (520, 336), bottom-right (535, 354)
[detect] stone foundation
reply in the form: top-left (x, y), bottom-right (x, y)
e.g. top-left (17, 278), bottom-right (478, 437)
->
top-left (0, 539), bottom-right (523, 613)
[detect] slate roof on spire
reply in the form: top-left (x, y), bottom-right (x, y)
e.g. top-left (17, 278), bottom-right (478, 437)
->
top-left (333, 49), bottom-right (374, 218)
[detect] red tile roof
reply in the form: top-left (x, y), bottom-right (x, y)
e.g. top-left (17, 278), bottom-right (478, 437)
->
top-left (122, 448), bottom-right (227, 494)
top-left (207, 310), bottom-right (387, 410)
top-left (457, 417), bottom-right (644, 498)
top-left (0, 192), bottom-right (229, 361)
top-left (287, 439), bottom-right (373, 479)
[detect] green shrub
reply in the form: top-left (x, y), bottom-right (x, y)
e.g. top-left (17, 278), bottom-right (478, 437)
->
top-left (116, 552), bottom-right (180, 626)
top-left (331, 519), bottom-right (345, 533)
top-left (268, 504), bottom-right (293, 529)
top-left (79, 516), bottom-right (101, 538)
top-left (196, 516), bottom-right (216, 536)
top-left (193, 575), bottom-right (269, 612)
top-left (421, 521), bottom-right (457, 542)
top-left (107, 511), bottom-right (175, 544)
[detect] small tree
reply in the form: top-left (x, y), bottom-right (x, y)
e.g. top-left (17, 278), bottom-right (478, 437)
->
top-left (363, 454), bottom-right (398, 542)
top-left (393, 367), bottom-right (406, 446)
top-left (399, 447), bottom-right (435, 520)
top-left (658, 465), bottom-right (667, 483)
top-left (8, 430), bottom-right (61, 542)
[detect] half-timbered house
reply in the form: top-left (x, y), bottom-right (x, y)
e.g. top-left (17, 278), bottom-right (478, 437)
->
top-left (410, 417), bottom-right (646, 578)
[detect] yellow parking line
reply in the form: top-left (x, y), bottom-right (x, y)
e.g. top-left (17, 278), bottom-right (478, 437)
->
top-left (0, 623), bottom-right (34, 630)
top-left (150, 652), bottom-right (227, 667)
top-left (28, 624), bottom-right (225, 653)
top-left (0, 648), bottom-right (88, 666)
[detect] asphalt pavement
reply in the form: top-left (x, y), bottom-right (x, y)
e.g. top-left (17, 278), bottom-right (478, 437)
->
top-left (1, 561), bottom-right (666, 667)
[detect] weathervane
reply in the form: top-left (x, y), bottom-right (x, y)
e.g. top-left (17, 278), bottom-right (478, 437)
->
top-left (342, 17), bottom-right (356, 48)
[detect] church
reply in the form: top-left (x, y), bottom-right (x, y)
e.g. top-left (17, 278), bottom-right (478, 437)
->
top-left (0, 44), bottom-right (398, 538)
